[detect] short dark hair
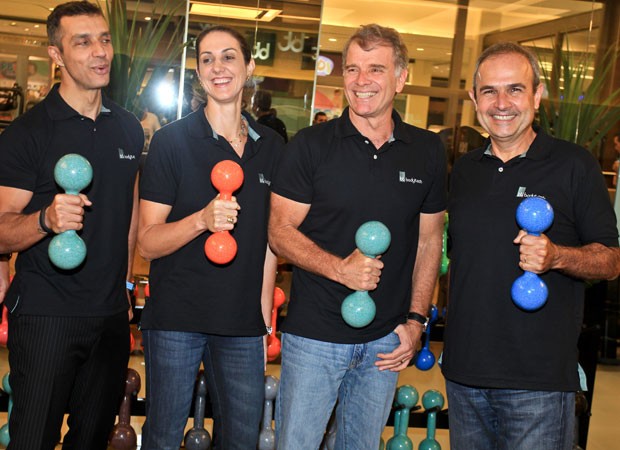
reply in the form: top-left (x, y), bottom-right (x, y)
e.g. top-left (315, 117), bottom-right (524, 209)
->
top-left (47, 1), bottom-right (104, 50)
top-left (472, 42), bottom-right (541, 98)
top-left (253, 90), bottom-right (272, 112)
top-left (314, 111), bottom-right (327, 121)
top-left (342, 24), bottom-right (408, 75)
top-left (195, 25), bottom-right (252, 69)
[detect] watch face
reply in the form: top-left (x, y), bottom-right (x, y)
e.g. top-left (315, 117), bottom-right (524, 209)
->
top-left (266, 326), bottom-right (273, 335)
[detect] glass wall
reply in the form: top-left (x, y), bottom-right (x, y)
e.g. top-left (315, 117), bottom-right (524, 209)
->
top-left (314, 0), bottom-right (611, 170)
top-left (0, 0), bottom-right (616, 162)
top-left (172, 0), bottom-right (323, 141)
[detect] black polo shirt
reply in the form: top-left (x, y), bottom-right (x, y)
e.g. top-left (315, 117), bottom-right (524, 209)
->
top-left (139, 108), bottom-right (284, 336)
top-left (272, 107), bottom-right (447, 344)
top-left (0, 83), bottom-right (143, 317)
top-left (442, 129), bottom-right (619, 391)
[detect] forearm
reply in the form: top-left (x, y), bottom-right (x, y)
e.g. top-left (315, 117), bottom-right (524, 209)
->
top-left (260, 246), bottom-right (278, 327)
top-left (268, 223), bottom-right (343, 284)
top-left (126, 179), bottom-right (139, 279)
top-left (409, 213), bottom-right (444, 315)
top-left (551, 242), bottom-right (620, 281)
top-left (0, 211), bottom-right (47, 253)
top-left (0, 259), bottom-right (9, 304)
top-left (137, 210), bottom-right (207, 261)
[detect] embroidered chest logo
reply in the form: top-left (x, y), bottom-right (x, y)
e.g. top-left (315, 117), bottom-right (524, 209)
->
top-left (118, 148), bottom-right (135, 160)
top-left (516, 186), bottom-right (546, 199)
top-left (399, 171), bottom-right (422, 185)
top-left (258, 173), bottom-right (271, 186)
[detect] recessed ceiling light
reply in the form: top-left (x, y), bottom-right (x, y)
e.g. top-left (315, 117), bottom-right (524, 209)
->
top-left (328, 38), bottom-right (337, 42)
top-left (416, 48), bottom-right (424, 51)
top-left (10, 22), bottom-right (17, 26)
top-left (145, 16), bottom-right (152, 21)
top-left (34, 24), bottom-right (40, 28)
top-left (190, 2), bottom-right (281, 22)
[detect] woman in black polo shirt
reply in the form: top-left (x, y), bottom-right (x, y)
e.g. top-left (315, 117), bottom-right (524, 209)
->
top-left (138, 25), bottom-right (283, 450)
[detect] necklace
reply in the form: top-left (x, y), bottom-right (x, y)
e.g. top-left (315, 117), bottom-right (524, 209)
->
top-left (227, 117), bottom-right (248, 149)
top-left (205, 109), bottom-right (248, 150)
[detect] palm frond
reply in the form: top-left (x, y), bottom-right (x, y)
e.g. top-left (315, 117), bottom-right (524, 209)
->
top-left (537, 41), bottom-right (620, 155)
top-left (101, 0), bottom-right (185, 116)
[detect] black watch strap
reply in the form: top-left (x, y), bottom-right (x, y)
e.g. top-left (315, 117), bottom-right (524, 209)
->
top-left (406, 311), bottom-right (429, 329)
top-left (38, 206), bottom-right (54, 235)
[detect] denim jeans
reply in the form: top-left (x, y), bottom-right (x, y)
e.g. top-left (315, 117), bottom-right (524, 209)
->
top-left (275, 332), bottom-right (400, 450)
top-left (141, 330), bottom-right (264, 450)
top-left (445, 379), bottom-right (575, 450)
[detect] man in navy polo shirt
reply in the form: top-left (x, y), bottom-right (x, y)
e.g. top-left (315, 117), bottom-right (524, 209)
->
top-left (442, 42), bottom-right (620, 449)
top-left (0, 2), bottom-right (142, 449)
top-left (269, 24), bottom-right (447, 449)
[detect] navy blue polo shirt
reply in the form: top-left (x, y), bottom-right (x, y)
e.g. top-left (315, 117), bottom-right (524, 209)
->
top-left (442, 129), bottom-right (619, 391)
top-left (0, 84), bottom-right (143, 317)
top-left (139, 108), bottom-right (284, 336)
top-left (272, 107), bottom-right (447, 344)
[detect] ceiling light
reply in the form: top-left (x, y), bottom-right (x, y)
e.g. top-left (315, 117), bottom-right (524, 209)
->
top-left (328, 38), bottom-right (337, 42)
top-left (190, 2), bottom-right (281, 22)
top-left (416, 48), bottom-right (424, 51)
top-left (145, 16), bottom-right (152, 21)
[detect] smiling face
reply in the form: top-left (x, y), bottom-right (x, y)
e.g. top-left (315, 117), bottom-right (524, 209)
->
top-left (343, 41), bottom-right (407, 122)
top-left (196, 30), bottom-right (255, 106)
top-left (470, 52), bottom-right (543, 151)
top-left (47, 14), bottom-right (113, 92)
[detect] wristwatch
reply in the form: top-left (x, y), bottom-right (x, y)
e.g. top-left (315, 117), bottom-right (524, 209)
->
top-left (266, 326), bottom-right (273, 335)
top-left (406, 311), bottom-right (429, 331)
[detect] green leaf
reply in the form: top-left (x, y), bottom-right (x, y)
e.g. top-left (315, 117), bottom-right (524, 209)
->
top-left (536, 40), bottom-right (620, 155)
top-left (100, 0), bottom-right (185, 116)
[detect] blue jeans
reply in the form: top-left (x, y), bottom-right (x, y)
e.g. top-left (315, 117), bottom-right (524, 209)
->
top-left (445, 379), bottom-right (575, 450)
top-left (141, 330), bottom-right (264, 450)
top-left (276, 332), bottom-right (400, 450)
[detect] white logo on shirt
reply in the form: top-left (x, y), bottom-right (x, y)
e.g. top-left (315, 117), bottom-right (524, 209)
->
top-left (516, 186), bottom-right (546, 199)
top-left (258, 173), bottom-right (271, 186)
top-left (399, 171), bottom-right (422, 184)
top-left (118, 148), bottom-right (136, 160)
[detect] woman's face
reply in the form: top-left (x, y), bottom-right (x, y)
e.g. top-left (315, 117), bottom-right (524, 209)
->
top-left (196, 31), bottom-right (254, 106)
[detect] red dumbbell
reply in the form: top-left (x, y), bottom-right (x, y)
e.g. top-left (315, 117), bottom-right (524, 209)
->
top-left (204, 160), bottom-right (244, 265)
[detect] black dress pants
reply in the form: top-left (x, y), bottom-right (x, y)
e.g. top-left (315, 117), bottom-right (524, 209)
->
top-left (6, 311), bottom-right (129, 450)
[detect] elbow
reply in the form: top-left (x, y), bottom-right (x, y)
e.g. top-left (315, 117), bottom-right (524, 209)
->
top-left (267, 228), bottom-right (282, 257)
top-left (136, 238), bottom-right (154, 262)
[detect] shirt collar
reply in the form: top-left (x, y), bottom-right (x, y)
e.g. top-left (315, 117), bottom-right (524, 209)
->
top-left (190, 105), bottom-right (261, 142)
top-left (477, 126), bottom-right (552, 161)
top-left (335, 106), bottom-right (409, 143)
top-left (45, 83), bottom-right (113, 121)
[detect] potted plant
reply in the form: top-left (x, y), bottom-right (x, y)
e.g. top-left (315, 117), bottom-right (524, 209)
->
top-left (102, 0), bottom-right (185, 116)
top-left (537, 41), bottom-right (620, 157)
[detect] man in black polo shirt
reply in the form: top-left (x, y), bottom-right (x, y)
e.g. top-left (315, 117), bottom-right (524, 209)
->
top-left (442, 42), bottom-right (620, 449)
top-left (0, 2), bottom-right (142, 449)
top-left (269, 24), bottom-right (446, 449)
